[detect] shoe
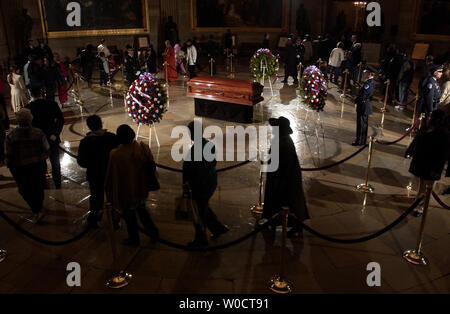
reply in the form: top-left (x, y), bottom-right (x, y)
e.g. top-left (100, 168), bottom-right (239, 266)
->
top-left (188, 239), bottom-right (209, 247)
top-left (395, 105), bottom-right (406, 111)
top-left (210, 226), bottom-right (230, 241)
top-left (412, 209), bottom-right (424, 218)
top-left (122, 238), bottom-right (140, 247)
top-left (351, 141), bottom-right (361, 147)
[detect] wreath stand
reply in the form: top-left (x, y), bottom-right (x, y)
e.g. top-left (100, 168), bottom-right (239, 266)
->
top-left (298, 100), bottom-right (325, 155)
top-left (136, 122), bottom-right (160, 148)
top-left (260, 58), bottom-right (274, 97)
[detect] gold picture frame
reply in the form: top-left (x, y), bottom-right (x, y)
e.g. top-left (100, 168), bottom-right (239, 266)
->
top-left (413, 0), bottom-right (450, 41)
top-left (190, 0), bottom-right (289, 32)
top-left (38, 0), bottom-right (150, 39)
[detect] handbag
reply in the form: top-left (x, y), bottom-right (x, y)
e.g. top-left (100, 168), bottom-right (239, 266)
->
top-left (140, 142), bottom-right (160, 192)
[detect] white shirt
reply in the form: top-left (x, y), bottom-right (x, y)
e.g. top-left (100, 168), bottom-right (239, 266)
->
top-left (98, 44), bottom-right (111, 58)
top-left (329, 48), bottom-right (345, 68)
top-left (186, 46), bottom-right (197, 66)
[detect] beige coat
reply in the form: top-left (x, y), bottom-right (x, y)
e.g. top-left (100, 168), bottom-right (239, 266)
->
top-left (105, 141), bottom-right (154, 211)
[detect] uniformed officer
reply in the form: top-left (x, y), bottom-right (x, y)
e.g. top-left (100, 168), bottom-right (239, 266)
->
top-left (124, 47), bottom-right (141, 86)
top-left (352, 66), bottom-right (375, 146)
top-left (418, 64), bottom-right (443, 123)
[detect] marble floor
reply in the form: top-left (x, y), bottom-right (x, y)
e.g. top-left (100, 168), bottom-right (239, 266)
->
top-left (0, 62), bottom-right (449, 294)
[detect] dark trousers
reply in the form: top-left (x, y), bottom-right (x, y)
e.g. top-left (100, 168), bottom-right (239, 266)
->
top-left (123, 204), bottom-right (158, 242)
top-left (284, 65), bottom-right (298, 82)
top-left (99, 70), bottom-right (108, 86)
top-left (10, 161), bottom-right (47, 214)
top-left (330, 66), bottom-right (341, 83)
top-left (356, 113), bottom-right (369, 144)
top-left (193, 197), bottom-right (226, 241)
top-left (88, 179), bottom-right (104, 222)
top-left (188, 65), bottom-right (197, 79)
top-left (47, 142), bottom-right (62, 189)
top-left (398, 81), bottom-right (411, 105)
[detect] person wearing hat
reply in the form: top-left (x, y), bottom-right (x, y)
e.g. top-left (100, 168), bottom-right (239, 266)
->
top-left (418, 64), bottom-right (443, 125)
top-left (263, 116), bottom-right (309, 238)
top-left (4, 109), bottom-right (50, 224)
top-left (352, 67), bottom-right (375, 146)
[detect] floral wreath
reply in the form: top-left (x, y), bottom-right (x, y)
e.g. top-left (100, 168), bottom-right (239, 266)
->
top-left (125, 73), bottom-right (168, 125)
top-left (250, 48), bottom-right (279, 80)
top-left (298, 65), bottom-right (328, 112)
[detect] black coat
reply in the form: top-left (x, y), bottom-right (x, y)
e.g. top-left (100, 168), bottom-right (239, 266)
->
top-left (263, 135), bottom-right (309, 222)
top-left (77, 130), bottom-right (118, 184)
top-left (25, 98), bottom-right (65, 143)
top-left (356, 78), bottom-right (374, 116)
top-left (408, 128), bottom-right (449, 181)
top-left (146, 50), bottom-right (157, 74)
top-left (285, 44), bottom-right (298, 68)
top-left (124, 54), bottom-right (140, 83)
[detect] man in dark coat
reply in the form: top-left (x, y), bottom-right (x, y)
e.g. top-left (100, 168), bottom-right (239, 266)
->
top-left (352, 67), bottom-right (375, 146)
top-left (77, 115), bottom-right (118, 227)
top-left (183, 120), bottom-right (229, 247)
top-left (26, 86), bottom-right (65, 189)
top-left (42, 57), bottom-right (64, 100)
top-left (282, 39), bottom-right (299, 85)
top-left (124, 47), bottom-right (140, 86)
top-left (262, 117), bottom-right (309, 238)
top-left (80, 44), bottom-right (96, 87)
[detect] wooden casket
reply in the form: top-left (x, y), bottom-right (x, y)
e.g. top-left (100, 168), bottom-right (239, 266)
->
top-left (187, 76), bottom-right (264, 123)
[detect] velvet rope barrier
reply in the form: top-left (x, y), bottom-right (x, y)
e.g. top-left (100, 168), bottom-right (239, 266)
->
top-left (375, 119), bottom-right (419, 146)
top-left (289, 197), bottom-right (423, 244)
top-left (0, 209), bottom-right (93, 246)
top-left (432, 192), bottom-right (450, 210)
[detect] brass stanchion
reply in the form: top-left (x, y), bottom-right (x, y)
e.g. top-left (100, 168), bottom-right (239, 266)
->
top-left (340, 69), bottom-right (349, 118)
top-left (209, 58), bottom-right (215, 76)
top-left (108, 74), bottom-right (114, 108)
top-left (419, 113), bottom-right (426, 130)
top-left (357, 137), bottom-right (375, 193)
top-left (163, 62), bottom-right (170, 111)
top-left (269, 207), bottom-right (293, 294)
top-left (403, 185), bottom-right (433, 266)
top-left (297, 63), bottom-right (303, 89)
top-left (407, 95), bottom-right (419, 133)
top-left (357, 62), bottom-right (363, 84)
top-left (380, 80), bottom-right (390, 129)
top-left (0, 249), bottom-right (7, 263)
top-left (229, 54), bottom-right (234, 75)
top-left (105, 203), bottom-right (132, 289)
top-left (250, 162), bottom-right (264, 219)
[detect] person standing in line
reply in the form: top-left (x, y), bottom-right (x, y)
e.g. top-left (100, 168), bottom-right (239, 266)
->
top-left (26, 86), bottom-right (65, 189)
top-left (163, 41), bottom-right (178, 83)
top-left (124, 46), bottom-right (140, 86)
top-left (77, 115), bottom-right (118, 228)
top-left (7, 65), bottom-right (28, 113)
top-left (395, 52), bottom-right (415, 111)
top-left (146, 44), bottom-right (157, 75)
top-left (282, 39), bottom-right (298, 85)
top-left (406, 110), bottom-right (449, 217)
top-left (302, 34), bottom-right (313, 66)
top-left (186, 39), bottom-right (198, 79)
top-left (183, 120), bottom-right (229, 247)
top-left (328, 42), bottom-right (345, 85)
top-left (352, 68), bottom-right (375, 146)
top-left (80, 44), bottom-right (96, 87)
top-left (42, 57), bottom-right (64, 101)
top-left (262, 117), bottom-right (310, 238)
top-left (174, 41), bottom-right (186, 76)
top-left (105, 125), bottom-right (159, 246)
top-left (97, 39), bottom-right (111, 58)
top-left (97, 52), bottom-right (110, 87)
top-left (4, 109), bottom-right (49, 224)
top-left (54, 53), bottom-right (69, 108)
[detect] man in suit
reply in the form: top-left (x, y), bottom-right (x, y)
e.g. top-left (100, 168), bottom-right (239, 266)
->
top-left (26, 86), bottom-right (65, 189)
top-left (352, 67), bottom-right (375, 146)
top-left (124, 47), bottom-right (140, 86)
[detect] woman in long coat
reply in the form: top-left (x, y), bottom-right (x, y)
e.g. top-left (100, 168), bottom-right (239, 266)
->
top-left (163, 40), bottom-right (178, 83)
top-left (262, 117), bottom-right (309, 238)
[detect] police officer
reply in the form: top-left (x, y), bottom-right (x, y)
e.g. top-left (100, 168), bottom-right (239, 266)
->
top-left (418, 64), bottom-right (443, 124)
top-left (124, 46), bottom-right (140, 86)
top-left (352, 66), bottom-right (375, 146)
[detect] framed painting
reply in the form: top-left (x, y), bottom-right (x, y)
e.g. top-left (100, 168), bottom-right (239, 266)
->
top-left (413, 0), bottom-right (450, 41)
top-left (38, 0), bottom-right (150, 38)
top-left (191, 0), bottom-right (289, 32)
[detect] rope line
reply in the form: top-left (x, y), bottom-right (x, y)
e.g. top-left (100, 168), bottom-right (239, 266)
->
top-left (0, 209), bottom-right (92, 246)
top-left (289, 197), bottom-right (423, 244)
top-left (432, 192), bottom-right (450, 210)
top-left (375, 119), bottom-right (418, 146)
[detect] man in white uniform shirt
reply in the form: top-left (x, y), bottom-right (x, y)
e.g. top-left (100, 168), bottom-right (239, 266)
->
top-left (97, 39), bottom-right (111, 58)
